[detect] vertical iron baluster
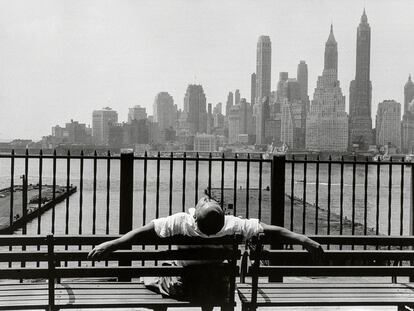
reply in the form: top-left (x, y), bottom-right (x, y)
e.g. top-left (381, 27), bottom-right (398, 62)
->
top-left (78, 150), bottom-right (84, 267)
top-left (155, 151), bottom-right (161, 265)
top-left (220, 153), bottom-right (225, 209)
top-left (388, 157), bottom-right (393, 236)
top-left (79, 151), bottom-right (84, 236)
top-left (65, 150), bottom-right (70, 235)
top-left (400, 159), bottom-right (405, 236)
top-left (169, 152), bottom-right (173, 216)
top-left (290, 155), bottom-right (295, 231)
top-left (315, 155), bottom-right (320, 235)
top-left (245, 154), bottom-right (250, 219)
top-left (23, 149), bottom-right (29, 235)
top-left (9, 150), bottom-right (14, 229)
top-left (208, 152), bottom-right (212, 197)
top-left (156, 151), bottom-right (161, 219)
top-left (143, 151), bottom-right (148, 226)
top-left (182, 152), bottom-right (186, 212)
top-left (376, 158), bottom-right (381, 235)
top-left (351, 156), bottom-right (356, 236)
top-left (327, 155), bottom-right (332, 237)
top-left (38, 149), bottom-right (43, 236)
top-left (258, 159), bottom-right (263, 221)
top-left (364, 156), bottom-right (369, 236)
top-left (233, 154), bottom-right (238, 216)
top-left (339, 156), bottom-right (344, 243)
top-left (92, 151), bottom-right (97, 235)
top-left (106, 150), bottom-right (111, 234)
top-left (195, 153), bottom-right (199, 203)
top-left (8, 150), bottom-right (14, 268)
top-left (302, 155), bottom-right (307, 234)
top-left (52, 150), bottom-right (56, 234)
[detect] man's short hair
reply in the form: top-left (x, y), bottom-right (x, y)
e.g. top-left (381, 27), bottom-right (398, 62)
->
top-left (195, 198), bottom-right (225, 236)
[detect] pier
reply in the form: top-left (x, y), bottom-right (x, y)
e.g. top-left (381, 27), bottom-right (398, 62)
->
top-left (0, 184), bottom-right (77, 233)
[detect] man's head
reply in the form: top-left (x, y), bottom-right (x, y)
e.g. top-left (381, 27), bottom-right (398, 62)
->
top-left (194, 197), bottom-right (225, 236)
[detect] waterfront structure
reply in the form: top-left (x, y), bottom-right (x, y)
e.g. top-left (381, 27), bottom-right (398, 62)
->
top-left (128, 105), bottom-right (147, 123)
top-left (183, 84), bottom-right (207, 134)
top-left (349, 9), bottom-right (373, 150)
top-left (306, 25), bottom-right (348, 152)
top-left (402, 76), bottom-right (414, 153)
top-left (226, 92), bottom-right (234, 116)
top-left (193, 133), bottom-right (217, 152)
top-left (153, 92), bottom-right (176, 132)
top-left (92, 107), bottom-right (118, 146)
top-left (376, 100), bottom-right (401, 150)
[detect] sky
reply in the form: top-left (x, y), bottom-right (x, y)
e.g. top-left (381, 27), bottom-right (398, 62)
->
top-left (0, 0), bottom-right (413, 141)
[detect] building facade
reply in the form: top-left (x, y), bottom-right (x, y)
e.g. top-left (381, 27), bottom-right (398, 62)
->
top-left (183, 84), bottom-right (207, 134)
top-left (376, 100), bottom-right (401, 150)
top-left (153, 92), bottom-right (176, 132)
top-left (92, 107), bottom-right (118, 146)
top-left (306, 26), bottom-right (348, 152)
top-left (128, 105), bottom-right (147, 123)
top-left (402, 76), bottom-right (414, 153)
top-left (349, 10), bottom-right (373, 150)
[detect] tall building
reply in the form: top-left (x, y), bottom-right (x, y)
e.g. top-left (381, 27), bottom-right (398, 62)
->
top-left (255, 35), bottom-right (272, 103)
top-left (225, 92), bottom-right (234, 116)
top-left (297, 61), bottom-right (309, 104)
top-left (306, 25), bottom-right (348, 152)
top-left (349, 9), bottom-right (373, 150)
top-left (235, 89), bottom-right (241, 106)
top-left (256, 96), bottom-right (270, 145)
top-left (228, 105), bottom-right (240, 144)
top-left (376, 100), bottom-right (401, 150)
top-left (251, 73), bottom-right (256, 108)
top-left (128, 105), bottom-right (147, 123)
top-left (207, 103), bottom-right (213, 134)
top-left (402, 75), bottom-right (414, 152)
top-left (213, 102), bottom-right (222, 115)
top-left (404, 75), bottom-right (414, 114)
top-left (153, 92), bottom-right (176, 131)
top-left (239, 98), bottom-right (252, 135)
top-left (183, 84), bottom-right (207, 134)
top-left (92, 107), bottom-right (118, 146)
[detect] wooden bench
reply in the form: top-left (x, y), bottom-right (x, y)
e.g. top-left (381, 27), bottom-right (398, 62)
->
top-left (238, 235), bottom-right (414, 311)
top-left (0, 234), bottom-right (242, 311)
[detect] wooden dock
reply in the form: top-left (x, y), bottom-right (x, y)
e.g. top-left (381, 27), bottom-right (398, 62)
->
top-left (0, 184), bottom-right (77, 233)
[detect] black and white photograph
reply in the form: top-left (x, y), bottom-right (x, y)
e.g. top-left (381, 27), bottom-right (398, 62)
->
top-left (0, 0), bottom-right (413, 310)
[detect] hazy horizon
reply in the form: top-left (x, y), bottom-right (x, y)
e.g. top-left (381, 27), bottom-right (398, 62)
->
top-left (0, 0), bottom-right (413, 141)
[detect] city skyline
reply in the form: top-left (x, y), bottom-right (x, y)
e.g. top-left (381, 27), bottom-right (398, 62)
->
top-left (0, 0), bottom-right (413, 140)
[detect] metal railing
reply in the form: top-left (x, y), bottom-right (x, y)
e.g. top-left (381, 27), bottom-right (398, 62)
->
top-left (0, 150), bottom-right (412, 237)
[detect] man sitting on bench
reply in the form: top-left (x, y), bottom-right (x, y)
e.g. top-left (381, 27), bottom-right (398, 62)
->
top-left (88, 196), bottom-right (324, 304)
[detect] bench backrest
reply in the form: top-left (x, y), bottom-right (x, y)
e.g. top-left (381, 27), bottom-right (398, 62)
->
top-left (247, 235), bottom-right (414, 308)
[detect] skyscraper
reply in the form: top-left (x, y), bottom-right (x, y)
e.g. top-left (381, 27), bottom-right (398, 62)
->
top-left (306, 25), bottom-right (348, 152)
top-left (376, 100), bottom-right (401, 150)
top-left (153, 92), bottom-right (176, 131)
top-left (225, 91), bottom-right (234, 116)
top-left (235, 89), bottom-right (241, 106)
top-left (349, 9), bottom-right (373, 150)
top-left (297, 61), bottom-right (309, 112)
top-left (92, 107), bottom-right (118, 146)
top-left (254, 35), bottom-right (271, 145)
top-left (404, 75), bottom-right (414, 114)
top-left (251, 73), bottom-right (256, 108)
top-left (401, 75), bottom-right (414, 152)
top-left (255, 36), bottom-right (272, 103)
top-left (183, 84), bottom-right (207, 134)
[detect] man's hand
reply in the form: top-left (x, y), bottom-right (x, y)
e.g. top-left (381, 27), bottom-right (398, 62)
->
top-left (87, 241), bottom-right (113, 261)
top-left (303, 239), bottom-right (324, 264)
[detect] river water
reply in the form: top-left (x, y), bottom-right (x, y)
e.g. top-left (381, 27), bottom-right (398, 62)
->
top-left (0, 157), bottom-right (411, 236)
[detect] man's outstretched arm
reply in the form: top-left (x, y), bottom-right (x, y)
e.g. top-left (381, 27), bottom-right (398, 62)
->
top-left (87, 222), bottom-right (157, 260)
top-left (260, 223), bottom-right (324, 263)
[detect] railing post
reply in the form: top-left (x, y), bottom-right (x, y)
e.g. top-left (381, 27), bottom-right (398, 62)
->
top-left (119, 149), bottom-right (134, 282)
top-left (270, 154), bottom-right (285, 282)
top-left (119, 149), bottom-right (134, 234)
